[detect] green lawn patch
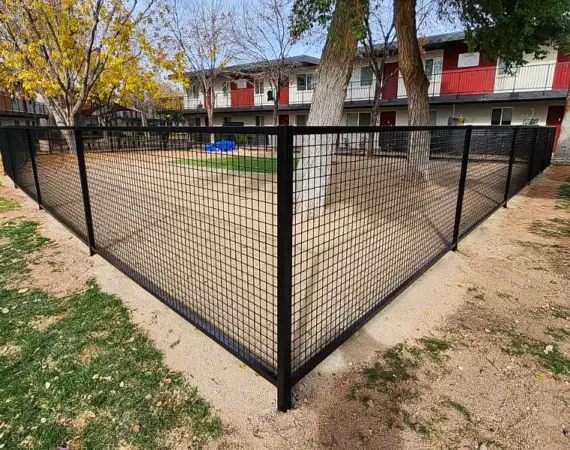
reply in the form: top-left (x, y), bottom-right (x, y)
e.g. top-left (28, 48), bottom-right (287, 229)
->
top-left (175, 155), bottom-right (291, 173)
top-left (0, 220), bottom-right (221, 449)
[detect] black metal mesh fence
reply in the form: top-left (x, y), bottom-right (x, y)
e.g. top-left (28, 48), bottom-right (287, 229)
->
top-left (0, 124), bottom-right (554, 411)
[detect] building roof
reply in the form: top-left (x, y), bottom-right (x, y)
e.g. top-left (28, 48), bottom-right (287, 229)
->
top-left (185, 55), bottom-right (320, 78)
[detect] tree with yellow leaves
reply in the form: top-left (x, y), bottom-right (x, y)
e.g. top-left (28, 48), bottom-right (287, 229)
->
top-left (0, 0), bottom-right (164, 135)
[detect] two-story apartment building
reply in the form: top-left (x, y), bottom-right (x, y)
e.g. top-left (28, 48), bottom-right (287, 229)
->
top-left (157, 31), bottom-right (570, 146)
top-left (0, 89), bottom-right (49, 127)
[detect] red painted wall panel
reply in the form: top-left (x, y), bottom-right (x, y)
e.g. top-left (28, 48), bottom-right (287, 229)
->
top-left (440, 43), bottom-right (496, 96)
top-left (552, 51), bottom-right (570, 89)
top-left (230, 80), bottom-right (254, 107)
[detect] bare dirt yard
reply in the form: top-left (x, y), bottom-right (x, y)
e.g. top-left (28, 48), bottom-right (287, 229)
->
top-left (1, 164), bottom-right (569, 450)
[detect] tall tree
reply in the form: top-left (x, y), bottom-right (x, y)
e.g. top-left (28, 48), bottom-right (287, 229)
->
top-left (0, 0), bottom-right (161, 135)
top-left (166, 0), bottom-right (234, 128)
top-left (231, 0), bottom-right (301, 125)
top-left (291, 0), bottom-right (368, 214)
top-left (441, 0), bottom-right (570, 162)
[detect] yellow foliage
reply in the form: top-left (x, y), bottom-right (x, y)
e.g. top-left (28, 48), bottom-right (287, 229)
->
top-left (0, 0), bottom-right (172, 124)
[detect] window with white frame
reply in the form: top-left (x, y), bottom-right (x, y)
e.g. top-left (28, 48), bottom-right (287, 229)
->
top-left (297, 73), bottom-right (315, 91)
top-left (346, 112), bottom-right (371, 126)
top-left (429, 110), bottom-right (438, 126)
top-left (491, 107), bottom-right (513, 125)
top-left (296, 114), bottom-right (307, 126)
top-left (360, 66), bottom-right (373, 87)
top-left (255, 80), bottom-right (264, 95)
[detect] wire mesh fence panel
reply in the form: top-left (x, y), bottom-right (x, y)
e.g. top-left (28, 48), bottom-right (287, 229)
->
top-left (458, 127), bottom-right (512, 237)
top-left (509, 127), bottom-right (535, 197)
top-left (5, 128), bottom-right (37, 201)
top-left (32, 128), bottom-right (89, 242)
top-left (289, 127), bottom-right (466, 379)
top-left (81, 127), bottom-right (279, 380)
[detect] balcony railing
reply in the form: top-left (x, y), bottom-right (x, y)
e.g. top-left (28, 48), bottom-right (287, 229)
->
top-left (157, 61), bottom-right (570, 112)
top-left (0, 94), bottom-right (48, 115)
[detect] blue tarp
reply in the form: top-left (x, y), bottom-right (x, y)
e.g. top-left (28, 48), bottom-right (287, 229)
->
top-left (204, 140), bottom-right (236, 152)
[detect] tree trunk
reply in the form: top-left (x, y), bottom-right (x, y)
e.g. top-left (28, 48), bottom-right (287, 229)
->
top-left (553, 80), bottom-right (570, 163)
top-left (394, 0), bottom-right (431, 176)
top-left (295, 0), bottom-right (366, 215)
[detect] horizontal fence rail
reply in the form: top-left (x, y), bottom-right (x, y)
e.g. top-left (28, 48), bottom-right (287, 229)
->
top-left (0, 124), bottom-right (554, 411)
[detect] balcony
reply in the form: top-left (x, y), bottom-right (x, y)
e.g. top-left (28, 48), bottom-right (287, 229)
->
top-left (156, 61), bottom-right (570, 113)
top-left (0, 94), bottom-right (48, 116)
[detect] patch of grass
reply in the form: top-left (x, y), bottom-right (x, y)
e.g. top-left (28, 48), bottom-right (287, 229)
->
top-left (418, 337), bottom-right (453, 355)
top-left (556, 175), bottom-right (570, 211)
top-left (441, 397), bottom-right (471, 421)
top-left (546, 327), bottom-right (570, 342)
top-left (530, 218), bottom-right (570, 238)
top-left (501, 329), bottom-right (570, 375)
top-left (174, 155), bottom-right (297, 173)
top-left (0, 221), bottom-right (221, 449)
top-left (0, 196), bottom-right (19, 212)
top-left (552, 308), bottom-right (570, 319)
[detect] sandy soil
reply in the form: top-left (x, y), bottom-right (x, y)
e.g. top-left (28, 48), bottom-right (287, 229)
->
top-left (2, 163), bottom-right (569, 449)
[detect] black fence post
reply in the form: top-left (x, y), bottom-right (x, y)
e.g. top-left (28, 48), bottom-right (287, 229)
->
top-left (75, 129), bottom-right (96, 256)
top-left (503, 126), bottom-right (519, 208)
top-left (276, 125), bottom-right (294, 412)
top-left (528, 128), bottom-right (539, 184)
top-left (452, 126), bottom-right (472, 251)
top-left (26, 128), bottom-right (43, 210)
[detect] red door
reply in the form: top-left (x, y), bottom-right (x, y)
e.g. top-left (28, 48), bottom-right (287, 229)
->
top-left (278, 79), bottom-right (289, 105)
top-left (380, 111), bottom-right (396, 126)
top-left (278, 114), bottom-right (289, 125)
top-left (553, 52), bottom-right (570, 89)
top-left (382, 62), bottom-right (398, 99)
top-left (546, 105), bottom-right (565, 151)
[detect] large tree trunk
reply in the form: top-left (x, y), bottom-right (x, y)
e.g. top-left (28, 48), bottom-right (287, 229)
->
top-left (394, 0), bottom-right (431, 176)
top-left (554, 81), bottom-right (570, 163)
top-left (295, 0), bottom-right (366, 215)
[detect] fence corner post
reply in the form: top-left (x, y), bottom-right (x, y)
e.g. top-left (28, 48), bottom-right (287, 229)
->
top-left (276, 125), bottom-right (294, 412)
top-left (75, 129), bottom-right (96, 256)
top-left (503, 126), bottom-right (519, 208)
top-left (452, 125), bottom-right (472, 251)
top-left (26, 128), bottom-right (43, 210)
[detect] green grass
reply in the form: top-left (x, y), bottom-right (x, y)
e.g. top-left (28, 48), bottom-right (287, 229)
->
top-left (530, 217), bottom-right (570, 238)
top-left (0, 196), bottom-right (20, 213)
top-left (556, 175), bottom-right (570, 211)
top-left (175, 155), bottom-right (281, 173)
top-left (0, 219), bottom-right (221, 449)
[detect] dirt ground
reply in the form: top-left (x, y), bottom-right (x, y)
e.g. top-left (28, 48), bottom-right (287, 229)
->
top-left (2, 164), bottom-right (569, 449)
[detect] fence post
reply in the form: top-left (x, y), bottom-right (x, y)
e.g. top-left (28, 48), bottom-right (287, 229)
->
top-left (26, 128), bottom-right (43, 210)
top-left (528, 128), bottom-right (539, 184)
top-left (0, 129), bottom-right (16, 186)
top-left (452, 126), bottom-right (472, 251)
top-left (276, 125), bottom-right (294, 412)
top-left (75, 129), bottom-right (96, 256)
top-left (503, 126), bottom-right (519, 208)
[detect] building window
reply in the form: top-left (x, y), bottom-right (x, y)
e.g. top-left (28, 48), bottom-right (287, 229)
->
top-left (429, 110), bottom-right (438, 126)
top-left (255, 115), bottom-right (265, 126)
top-left (491, 107), bottom-right (513, 125)
top-left (296, 114), bottom-right (307, 126)
top-left (255, 80), bottom-right (264, 95)
top-left (346, 112), bottom-right (370, 126)
top-left (297, 74), bottom-right (315, 91)
top-left (360, 66), bottom-right (373, 87)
